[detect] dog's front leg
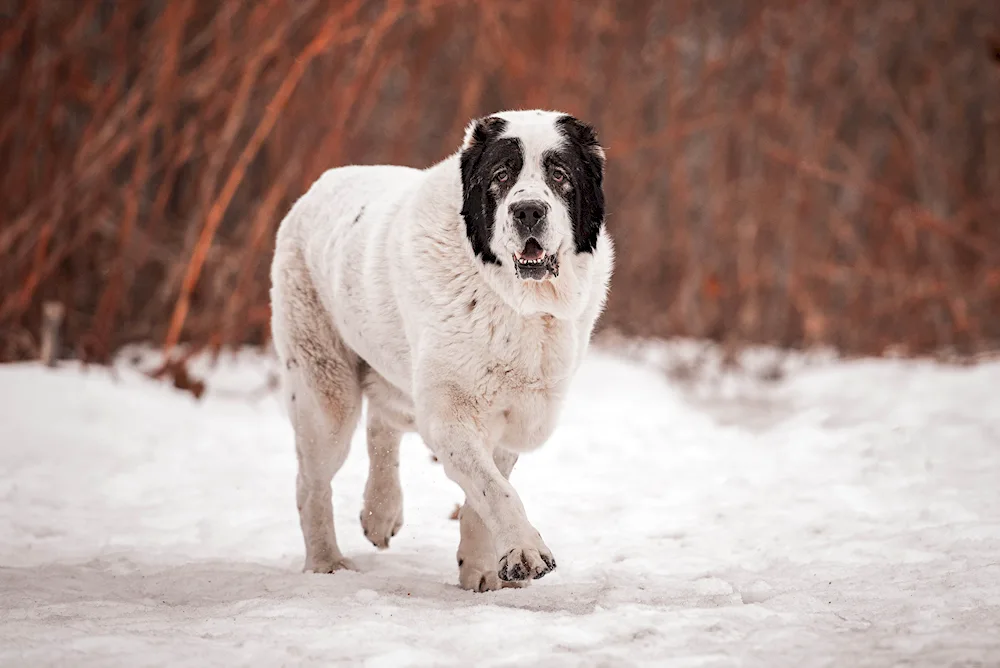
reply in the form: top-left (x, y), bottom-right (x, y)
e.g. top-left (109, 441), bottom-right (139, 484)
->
top-left (456, 448), bottom-right (529, 592)
top-left (417, 389), bottom-right (556, 585)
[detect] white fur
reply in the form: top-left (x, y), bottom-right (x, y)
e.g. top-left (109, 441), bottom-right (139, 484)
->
top-left (270, 110), bottom-right (613, 590)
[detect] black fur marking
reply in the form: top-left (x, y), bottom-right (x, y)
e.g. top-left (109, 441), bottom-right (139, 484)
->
top-left (468, 298), bottom-right (477, 312)
top-left (352, 205), bottom-right (366, 225)
top-left (537, 553), bottom-right (556, 577)
top-left (499, 548), bottom-right (530, 581)
top-left (460, 117), bottom-right (523, 266)
top-left (499, 548), bottom-right (556, 582)
top-left (554, 115), bottom-right (606, 254)
top-left (468, 115), bottom-right (507, 146)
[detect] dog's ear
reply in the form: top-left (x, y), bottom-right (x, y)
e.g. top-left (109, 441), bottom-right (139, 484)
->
top-left (461, 115), bottom-right (507, 152)
top-left (557, 115), bottom-right (606, 254)
top-left (459, 116), bottom-right (507, 266)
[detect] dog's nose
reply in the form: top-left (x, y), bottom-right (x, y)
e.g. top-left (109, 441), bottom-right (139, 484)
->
top-left (510, 200), bottom-right (548, 232)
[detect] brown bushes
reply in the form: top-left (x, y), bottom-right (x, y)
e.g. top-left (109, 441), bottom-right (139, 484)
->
top-left (2, 0), bottom-right (999, 363)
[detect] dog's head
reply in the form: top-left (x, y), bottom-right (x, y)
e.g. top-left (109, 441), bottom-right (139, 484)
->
top-left (459, 110), bottom-right (606, 283)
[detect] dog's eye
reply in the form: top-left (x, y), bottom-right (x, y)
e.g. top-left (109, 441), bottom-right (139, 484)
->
top-left (551, 167), bottom-right (567, 182)
top-left (494, 168), bottom-right (509, 183)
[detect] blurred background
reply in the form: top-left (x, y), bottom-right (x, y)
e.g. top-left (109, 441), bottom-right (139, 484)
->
top-left (2, 0), bottom-right (999, 367)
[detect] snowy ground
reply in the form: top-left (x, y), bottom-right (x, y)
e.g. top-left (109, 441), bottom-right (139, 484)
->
top-left (2, 344), bottom-right (999, 667)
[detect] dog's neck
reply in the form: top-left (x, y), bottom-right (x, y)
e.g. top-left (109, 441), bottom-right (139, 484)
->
top-left (482, 255), bottom-right (595, 321)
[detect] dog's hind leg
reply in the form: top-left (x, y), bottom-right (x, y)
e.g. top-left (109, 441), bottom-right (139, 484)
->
top-left (456, 448), bottom-right (522, 592)
top-left (360, 408), bottom-right (404, 549)
top-left (273, 247), bottom-right (362, 574)
top-left (288, 358), bottom-right (361, 573)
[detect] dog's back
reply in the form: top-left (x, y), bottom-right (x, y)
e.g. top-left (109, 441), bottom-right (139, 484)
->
top-left (271, 163), bottom-right (426, 391)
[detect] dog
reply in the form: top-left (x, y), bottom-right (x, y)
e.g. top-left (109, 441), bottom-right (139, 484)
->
top-left (269, 109), bottom-right (613, 592)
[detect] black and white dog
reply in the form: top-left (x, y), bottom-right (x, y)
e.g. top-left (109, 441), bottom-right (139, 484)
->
top-left (270, 110), bottom-right (613, 591)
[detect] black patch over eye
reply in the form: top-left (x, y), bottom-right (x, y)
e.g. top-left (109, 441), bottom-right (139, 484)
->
top-left (460, 117), bottom-right (524, 265)
top-left (554, 115), bottom-right (606, 254)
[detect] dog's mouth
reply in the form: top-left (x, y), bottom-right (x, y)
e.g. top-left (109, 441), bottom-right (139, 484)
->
top-left (513, 238), bottom-right (559, 280)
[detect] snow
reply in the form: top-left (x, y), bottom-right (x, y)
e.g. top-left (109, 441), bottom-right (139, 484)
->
top-left (2, 345), bottom-right (1000, 667)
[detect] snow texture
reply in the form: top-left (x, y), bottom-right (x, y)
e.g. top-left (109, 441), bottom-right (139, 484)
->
top-left (2, 345), bottom-right (999, 667)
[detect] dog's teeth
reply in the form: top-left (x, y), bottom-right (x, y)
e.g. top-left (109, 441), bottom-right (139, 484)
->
top-left (515, 252), bottom-right (555, 269)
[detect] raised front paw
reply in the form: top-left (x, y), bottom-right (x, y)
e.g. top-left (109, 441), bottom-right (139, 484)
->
top-left (498, 542), bottom-right (557, 582)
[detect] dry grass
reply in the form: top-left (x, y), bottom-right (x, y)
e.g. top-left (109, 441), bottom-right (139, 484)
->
top-left (2, 0), bottom-right (999, 364)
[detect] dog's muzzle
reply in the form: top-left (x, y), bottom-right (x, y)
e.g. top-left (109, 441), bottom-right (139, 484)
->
top-left (508, 199), bottom-right (558, 280)
top-left (513, 237), bottom-right (559, 280)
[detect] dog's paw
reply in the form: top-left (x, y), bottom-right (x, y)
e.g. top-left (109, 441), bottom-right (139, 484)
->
top-left (458, 558), bottom-right (531, 593)
top-left (303, 555), bottom-right (357, 574)
top-left (498, 544), bottom-right (556, 582)
top-left (458, 557), bottom-right (505, 593)
top-left (360, 502), bottom-right (403, 550)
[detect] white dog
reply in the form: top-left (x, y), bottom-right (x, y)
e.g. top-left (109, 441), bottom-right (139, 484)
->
top-left (269, 109), bottom-right (613, 592)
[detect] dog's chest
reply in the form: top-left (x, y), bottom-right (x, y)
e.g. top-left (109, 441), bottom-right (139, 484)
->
top-left (476, 313), bottom-right (578, 450)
